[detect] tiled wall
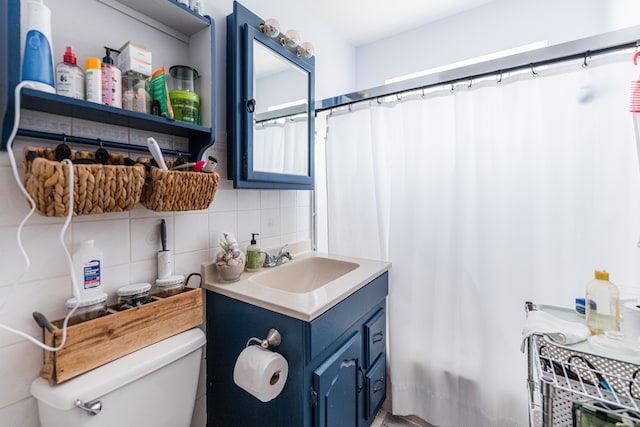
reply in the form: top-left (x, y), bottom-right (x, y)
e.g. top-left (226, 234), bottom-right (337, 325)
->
top-left (0, 111), bottom-right (312, 426)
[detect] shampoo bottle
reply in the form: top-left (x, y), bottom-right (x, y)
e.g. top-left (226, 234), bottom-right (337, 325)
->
top-left (85, 57), bottom-right (102, 103)
top-left (72, 240), bottom-right (104, 301)
top-left (55, 46), bottom-right (85, 99)
top-left (21, 0), bottom-right (55, 93)
top-left (585, 269), bottom-right (620, 335)
top-left (246, 233), bottom-right (261, 272)
top-left (101, 47), bottom-right (122, 108)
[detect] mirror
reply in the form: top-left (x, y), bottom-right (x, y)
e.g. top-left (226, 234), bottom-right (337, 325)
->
top-left (252, 40), bottom-right (309, 176)
top-left (227, 2), bottom-right (315, 189)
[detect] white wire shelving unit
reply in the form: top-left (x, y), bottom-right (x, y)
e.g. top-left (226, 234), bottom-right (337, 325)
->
top-left (525, 302), bottom-right (640, 426)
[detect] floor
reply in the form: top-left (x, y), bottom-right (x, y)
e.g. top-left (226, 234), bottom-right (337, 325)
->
top-left (372, 408), bottom-right (435, 427)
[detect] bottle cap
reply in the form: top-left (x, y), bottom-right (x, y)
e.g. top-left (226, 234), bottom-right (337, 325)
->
top-left (86, 57), bottom-right (101, 70)
top-left (595, 270), bottom-right (609, 281)
top-left (63, 46), bottom-right (77, 65)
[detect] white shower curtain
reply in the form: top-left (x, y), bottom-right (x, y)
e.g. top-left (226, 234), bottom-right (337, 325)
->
top-left (323, 54), bottom-right (640, 426)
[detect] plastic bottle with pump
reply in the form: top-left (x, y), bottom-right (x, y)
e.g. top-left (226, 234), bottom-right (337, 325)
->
top-left (55, 46), bottom-right (85, 99)
top-left (101, 47), bottom-right (122, 108)
top-left (21, 0), bottom-right (55, 93)
top-left (246, 233), bottom-right (261, 272)
top-left (585, 269), bottom-right (620, 335)
top-left (85, 57), bottom-right (102, 103)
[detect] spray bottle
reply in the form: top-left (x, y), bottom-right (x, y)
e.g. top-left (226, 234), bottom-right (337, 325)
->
top-left (21, 0), bottom-right (55, 93)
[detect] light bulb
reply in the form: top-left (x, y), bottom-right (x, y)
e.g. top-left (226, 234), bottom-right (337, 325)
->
top-left (280, 29), bottom-right (300, 48)
top-left (296, 41), bottom-right (314, 58)
top-left (260, 18), bottom-right (280, 38)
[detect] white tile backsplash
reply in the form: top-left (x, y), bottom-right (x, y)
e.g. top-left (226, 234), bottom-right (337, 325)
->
top-left (210, 189), bottom-right (237, 212)
top-left (237, 210), bottom-right (261, 244)
top-left (130, 217), bottom-right (173, 262)
top-left (0, 341), bottom-right (42, 408)
top-left (260, 190), bottom-right (280, 209)
top-left (260, 208), bottom-right (281, 238)
top-left (237, 189), bottom-right (260, 210)
top-left (72, 118), bottom-right (129, 144)
top-left (0, 398), bottom-right (40, 427)
top-left (175, 212), bottom-right (209, 253)
top-left (19, 110), bottom-right (71, 135)
top-left (73, 219), bottom-right (130, 266)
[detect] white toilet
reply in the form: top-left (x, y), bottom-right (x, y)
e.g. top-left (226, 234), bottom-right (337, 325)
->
top-left (30, 328), bottom-right (206, 427)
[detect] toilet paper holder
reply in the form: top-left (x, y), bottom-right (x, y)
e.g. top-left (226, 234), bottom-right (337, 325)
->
top-left (246, 328), bottom-right (281, 349)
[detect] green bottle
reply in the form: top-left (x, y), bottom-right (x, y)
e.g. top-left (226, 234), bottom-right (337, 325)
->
top-left (246, 233), bottom-right (261, 272)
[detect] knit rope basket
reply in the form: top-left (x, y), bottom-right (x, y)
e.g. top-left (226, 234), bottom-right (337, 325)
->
top-left (138, 158), bottom-right (219, 212)
top-left (22, 146), bottom-right (145, 217)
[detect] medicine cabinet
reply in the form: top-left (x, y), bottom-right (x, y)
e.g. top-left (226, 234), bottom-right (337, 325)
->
top-left (227, 1), bottom-right (315, 189)
top-left (0, 0), bottom-right (215, 160)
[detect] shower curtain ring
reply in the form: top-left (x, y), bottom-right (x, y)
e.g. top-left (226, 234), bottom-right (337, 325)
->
top-left (467, 78), bottom-right (473, 89)
top-left (530, 63), bottom-right (538, 77)
top-left (582, 51), bottom-right (590, 68)
top-left (450, 83), bottom-right (455, 93)
top-left (496, 71), bottom-right (503, 85)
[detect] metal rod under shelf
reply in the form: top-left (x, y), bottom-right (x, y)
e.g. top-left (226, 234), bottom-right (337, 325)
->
top-left (16, 129), bottom-right (191, 158)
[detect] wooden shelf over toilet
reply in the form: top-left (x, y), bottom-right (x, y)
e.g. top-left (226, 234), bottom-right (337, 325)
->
top-left (40, 287), bottom-right (203, 385)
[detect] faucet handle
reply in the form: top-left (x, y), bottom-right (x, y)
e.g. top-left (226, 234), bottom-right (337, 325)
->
top-left (278, 244), bottom-right (289, 256)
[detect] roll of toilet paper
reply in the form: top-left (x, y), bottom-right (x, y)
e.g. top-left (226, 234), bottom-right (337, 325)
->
top-left (233, 345), bottom-right (288, 402)
top-left (623, 301), bottom-right (640, 347)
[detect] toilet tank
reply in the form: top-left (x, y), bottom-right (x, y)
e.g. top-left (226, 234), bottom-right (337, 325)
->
top-left (31, 328), bottom-right (206, 427)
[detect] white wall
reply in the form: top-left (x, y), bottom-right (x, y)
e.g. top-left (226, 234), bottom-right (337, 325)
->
top-left (0, 1), bottom-right (354, 426)
top-left (355, 0), bottom-right (640, 89)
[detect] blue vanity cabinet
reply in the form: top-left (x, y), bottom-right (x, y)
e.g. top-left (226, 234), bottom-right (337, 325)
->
top-left (206, 272), bottom-right (388, 427)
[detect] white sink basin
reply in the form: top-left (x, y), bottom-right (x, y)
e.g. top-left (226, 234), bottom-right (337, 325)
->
top-left (249, 257), bottom-right (360, 293)
top-left (202, 244), bottom-right (391, 321)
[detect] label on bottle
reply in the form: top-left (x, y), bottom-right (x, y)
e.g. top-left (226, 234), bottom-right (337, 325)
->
top-left (246, 250), bottom-right (261, 271)
top-left (83, 259), bottom-right (101, 290)
top-left (101, 65), bottom-right (122, 107)
top-left (56, 64), bottom-right (85, 99)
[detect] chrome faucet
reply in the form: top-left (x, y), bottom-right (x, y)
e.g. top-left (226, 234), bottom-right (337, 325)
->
top-left (262, 244), bottom-right (293, 267)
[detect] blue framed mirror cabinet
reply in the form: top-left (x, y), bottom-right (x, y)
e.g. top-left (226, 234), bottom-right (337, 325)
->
top-left (227, 1), bottom-right (315, 189)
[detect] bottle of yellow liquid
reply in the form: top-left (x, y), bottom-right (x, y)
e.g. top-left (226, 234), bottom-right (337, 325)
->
top-left (585, 270), bottom-right (620, 334)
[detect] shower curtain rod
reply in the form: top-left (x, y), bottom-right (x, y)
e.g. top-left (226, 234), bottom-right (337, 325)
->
top-left (316, 25), bottom-right (640, 112)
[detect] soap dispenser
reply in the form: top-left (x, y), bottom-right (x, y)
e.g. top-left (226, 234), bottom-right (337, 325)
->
top-left (246, 233), bottom-right (261, 272)
top-left (101, 46), bottom-right (122, 108)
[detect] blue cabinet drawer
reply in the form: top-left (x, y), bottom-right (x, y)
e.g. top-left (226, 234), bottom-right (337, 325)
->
top-left (364, 307), bottom-right (385, 369)
top-left (308, 273), bottom-right (388, 362)
top-left (365, 353), bottom-right (386, 420)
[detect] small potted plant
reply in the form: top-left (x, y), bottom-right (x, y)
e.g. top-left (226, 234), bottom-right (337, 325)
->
top-left (215, 232), bottom-right (245, 283)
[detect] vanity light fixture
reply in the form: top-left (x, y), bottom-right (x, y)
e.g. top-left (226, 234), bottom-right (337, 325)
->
top-left (260, 18), bottom-right (314, 58)
top-left (296, 41), bottom-right (314, 58)
top-left (260, 18), bottom-right (280, 38)
top-left (280, 29), bottom-right (300, 48)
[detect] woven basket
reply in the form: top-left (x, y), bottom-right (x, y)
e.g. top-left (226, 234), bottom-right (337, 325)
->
top-left (23, 146), bottom-right (145, 217)
top-left (138, 158), bottom-right (219, 211)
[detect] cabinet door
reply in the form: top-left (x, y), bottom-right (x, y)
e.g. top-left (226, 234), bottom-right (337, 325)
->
top-left (312, 332), bottom-right (362, 427)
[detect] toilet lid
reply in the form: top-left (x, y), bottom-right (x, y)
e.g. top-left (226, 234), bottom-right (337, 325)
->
top-left (30, 328), bottom-right (205, 410)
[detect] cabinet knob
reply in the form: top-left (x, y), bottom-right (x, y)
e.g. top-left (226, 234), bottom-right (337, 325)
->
top-left (373, 379), bottom-right (384, 394)
top-left (247, 98), bottom-right (256, 113)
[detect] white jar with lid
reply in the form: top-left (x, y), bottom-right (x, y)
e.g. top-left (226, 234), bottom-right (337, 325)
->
top-left (117, 283), bottom-right (151, 309)
top-left (65, 292), bottom-right (108, 325)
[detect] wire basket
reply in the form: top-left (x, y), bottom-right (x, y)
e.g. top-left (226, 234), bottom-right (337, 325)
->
top-left (22, 146), bottom-right (145, 217)
top-left (138, 158), bottom-right (219, 212)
